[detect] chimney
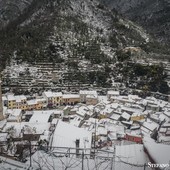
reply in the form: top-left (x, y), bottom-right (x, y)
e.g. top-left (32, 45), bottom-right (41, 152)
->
top-left (0, 80), bottom-right (4, 120)
top-left (75, 139), bottom-right (80, 158)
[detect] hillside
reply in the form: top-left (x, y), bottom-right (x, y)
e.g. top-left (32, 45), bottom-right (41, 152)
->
top-left (101, 0), bottom-right (170, 46)
top-left (0, 0), bottom-right (169, 94)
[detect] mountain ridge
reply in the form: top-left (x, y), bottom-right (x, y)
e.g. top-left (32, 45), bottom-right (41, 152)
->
top-left (100, 0), bottom-right (170, 45)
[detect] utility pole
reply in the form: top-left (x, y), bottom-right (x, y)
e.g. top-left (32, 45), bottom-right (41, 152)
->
top-left (144, 163), bottom-right (146, 170)
top-left (29, 140), bottom-right (32, 168)
top-left (110, 145), bottom-right (115, 170)
top-left (94, 119), bottom-right (97, 149)
top-left (82, 151), bottom-right (84, 170)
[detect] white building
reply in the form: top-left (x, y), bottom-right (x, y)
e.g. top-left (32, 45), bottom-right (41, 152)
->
top-left (79, 90), bottom-right (98, 103)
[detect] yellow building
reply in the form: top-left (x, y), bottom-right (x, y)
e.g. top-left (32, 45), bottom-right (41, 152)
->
top-left (86, 94), bottom-right (98, 105)
top-left (27, 100), bottom-right (37, 110)
top-left (131, 114), bottom-right (145, 121)
top-left (52, 92), bottom-right (63, 106)
top-left (7, 95), bottom-right (16, 109)
top-left (43, 91), bottom-right (63, 106)
top-left (15, 95), bottom-right (27, 111)
top-left (36, 98), bottom-right (47, 110)
top-left (63, 94), bottom-right (80, 105)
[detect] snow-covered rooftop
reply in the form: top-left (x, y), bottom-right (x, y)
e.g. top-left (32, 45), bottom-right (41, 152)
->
top-left (115, 144), bottom-right (150, 170)
top-left (52, 120), bottom-right (92, 148)
top-left (143, 137), bottom-right (170, 166)
top-left (29, 110), bottom-right (53, 123)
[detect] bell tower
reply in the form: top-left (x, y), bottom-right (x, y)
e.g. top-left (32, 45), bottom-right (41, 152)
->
top-left (0, 80), bottom-right (4, 120)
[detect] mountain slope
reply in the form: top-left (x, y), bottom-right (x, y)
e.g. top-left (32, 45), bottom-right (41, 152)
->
top-left (0, 0), bottom-right (33, 29)
top-left (0, 0), bottom-right (169, 94)
top-left (101, 0), bottom-right (170, 45)
top-left (0, 0), bottom-right (149, 68)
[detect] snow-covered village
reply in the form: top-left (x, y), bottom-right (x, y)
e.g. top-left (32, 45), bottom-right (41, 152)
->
top-left (0, 80), bottom-right (170, 170)
top-left (1, 0), bottom-right (170, 169)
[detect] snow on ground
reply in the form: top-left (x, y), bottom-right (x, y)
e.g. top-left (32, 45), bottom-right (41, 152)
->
top-left (26, 150), bottom-right (113, 170)
top-left (143, 137), bottom-right (170, 165)
top-left (0, 156), bottom-right (30, 170)
top-left (115, 144), bottom-right (150, 170)
top-left (3, 122), bottom-right (50, 137)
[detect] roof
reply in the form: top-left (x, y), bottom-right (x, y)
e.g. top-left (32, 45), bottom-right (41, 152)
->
top-left (143, 137), bottom-right (170, 166)
top-left (27, 150), bottom-right (113, 170)
top-left (15, 95), bottom-right (26, 102)
top-left (79, 90), bottom-right (97, 95)
top-left (27, 99), bottom-right (37, 105)
top-left (142, 120), bottom-right (159, 132)
top-left (52, 120), bottom-right (92, 148)
top-left (7, 109), bottom-right (22, 117)
top-left (115, 144), bottom-right (150, 170)
top-left (0, 156), bottom-right (30, 170)
top-left (121, 112), bottom-right (131, 120)
top-left (2, 96), bottom-right (7, 101)
top-left (110, 113), bottom-right (120, 120)
top-left (107, 90), bottom-right (120, 95)
top-left (53, 92), bottom-right (62, 97)
top-left (7, 95), bottom-right (16, 101)
top-left (63, 94), bottom-right (80, 99)
top-left (29, 110), bottom-right (53, 123)
top-left (43, 91), bottom-right (53, 98)
top-left (3, 122), bottom-right (50, 137)
top-left (86, 94), bottom-right (98, 99)
top-left (0, 132), bottom-right (8, 142)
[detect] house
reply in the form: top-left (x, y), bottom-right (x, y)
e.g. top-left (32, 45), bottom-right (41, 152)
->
top-left (2, 96), bottom-right (8, 107)
top-left (109, 113), bottom-right (120, 121)
top-left (107, 90), bottom-right (119, 100)
top-left (163, 111), bottom-right (170, 118)
top-left (131, 113), bottom-right (145, 121)
top-left (157, 122), bottom-right (170, 143)
top-left (79, 90), bottom-right (98, 103)
top-left (15, 95), bottom-right (27, 110)
top-left (86, 94), bottom-right (98, 105)
top-left (125, 133), bottom-right (142, 144)
top-left (121, 106), bottom-right (143, 115)
top-left (76, 105), bottom-right (93, 118)
top-left (0, 119), bottom-right (6, 131)
top-left (141, 119), bottom-right (159, 137)
top-left (36, 98), bottom-right (47, 109)
top-left (111, 96), bottom-right (134, 105)
top-left (107, 123), bottom-right (125, 140)
top-left (3, 122), bottom-right (50, 141)
top-left (120, 112), bottom-right (131, 121)
top-left (51, 120), bottom-right (92, 148)
top-left (52, 92), bottom-right (63, 106)
top-left (62, 94), bottom-right (80, 105)
top-left (27, 99), bottom-right (37, 110)
top-left (7, 109), bottom-right (22, 122)
top-left (128, 95), bottom-right (141, 102)
top-left (42, 91), bottom-right (54, 106)
top-left (7, 94), bottom-right (16, 109)
top-left (52, 110), bottom-right (62, 118)
top-left (29, 110), bottom-right (54, 123)
top-left (99, 105), bottom-right (114, 119)
top-left (0, 132), bottom-right (8, 152)
top-left (146, 103), bottom-right (160, 112)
